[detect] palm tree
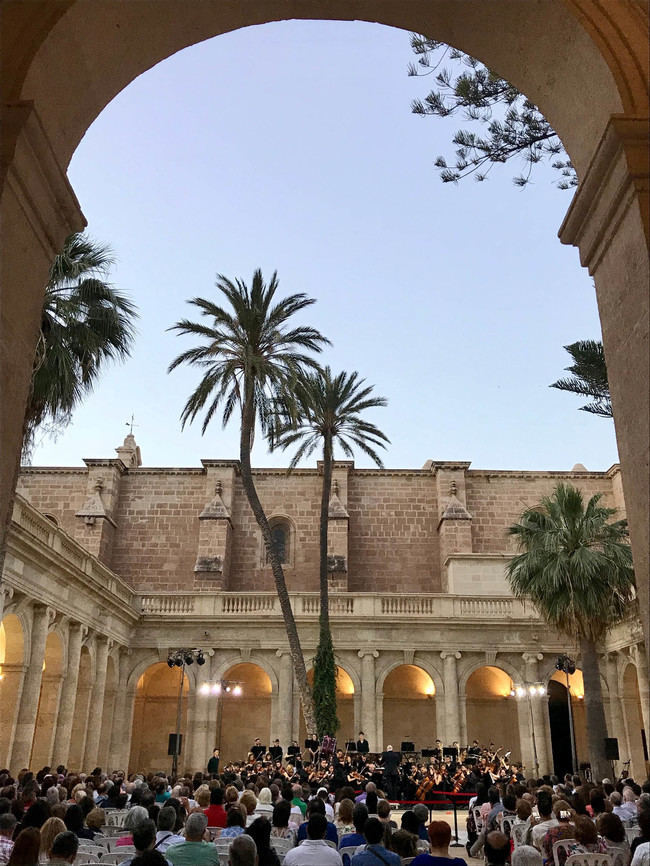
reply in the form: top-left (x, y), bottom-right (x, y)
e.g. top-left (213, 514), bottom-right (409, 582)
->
top-left (550, 340), bottom-right (612, 417)
top-left (506, 483), bottom-right (635, 781)
top-left (168, 269), bottom-right (329, 731)
top-left (23, 232), bottom-right (137, 458)
top-left (271, 367), bottom-right (389, 736)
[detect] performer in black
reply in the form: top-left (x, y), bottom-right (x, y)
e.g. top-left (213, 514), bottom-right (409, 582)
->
top-left (287, 740), bottom-right (301, 759)
top-left (269, 739), bottom-right (283, 761)
top-left (381, 744), bottom-right (402, 799)
top-left (251, 738), bottom-right (266, 759)
top-left (356, 731), bottom-right (370, 753)
top-left (207, 747), bottom-right (220, 775)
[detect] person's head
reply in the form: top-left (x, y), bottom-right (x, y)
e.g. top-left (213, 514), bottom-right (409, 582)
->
top-left (225, 785), bottom-right (239, 806)
top-left (63, 803), bottom-right (85, 833)
top-left (597, 812), bottom-right (625, 844)
top-left (132, 819), bottom-right (157, 853)
top-left (503, 793), bottom-right (517, 813)
top-left (39, 817), bottom-right (66, 855)
top-left (365, 791), bottom-right (378, 815)
top-left (246, 816), bottom-right (272, 851)
top-left (157, 806), bottom-right (177, 832)
top-left (413, 804), bottom-right (428, 826)
top-left (537, 789), bottom-right (553, 819)
top-left (623, 787), bottom-right (637, 803)
top-left (389, 829), bottom-right (417, 857)
top-left (485, 831), bottom-right (510, 865)
top-left (553, 801), bottom-right (574, 822)
top-left (353, 803), bottom-right (369, 832)
top-left (574, 816), bottom-right (598, 845)
top-left (50, 831), bottom-right (79, 863)
top-left (8, 827), bottom-right (41, 864)
top-left (377, 800), bottom-right (391, 821)
top-left (213, 748), bottom-right (220, 757)
top-left (363, 817), bottom-right (385, 845)
top-left (226, 805), bottom-right (246, 828)
top-left (306, 813), bottom-right (327, 840)
top-left (185, 811), bottom-right (208, 842)
top-left (306, 797), bottom-right (324, 817)
top-left (240, 790), bottom-right (257, 815)
top-left (195, 787), bottom-right (211, 808)
top-left (86, 807), bottom-right (105, 830)
top-left (488, 786), bottom-right (501, 805)
top-left (228, 833), bottom-right (258, 866)
top-left (0, 813), bottom-right (16, 838)
top-left (428, 820), bottom-right (452, 851)
top-left (22, 799), bottom-right (50, 829)
top-left (610, 791), bottom-right (623, 806)
top-left (124, 805), bottom-right (150, 832)
top-left (400, 810), bottom-right (419, 835)
top-left (130, 852), bottom-right (169, 866)
top-left (257, 787), bottom-right (272, 806)
top-left (271, 799), bottom-right (290, 829)
top-left (516, 799), bottom-right (532, 821)
top-left (512, 845), bottom-right (543, 866)
top-left (338, 798), bottom-right (354, 824)
top-left (359, 732), bottom-right (365, 740)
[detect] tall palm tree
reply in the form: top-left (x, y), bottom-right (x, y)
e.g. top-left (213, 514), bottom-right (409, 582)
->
top-left (550, 340), bottom-right (612, 418)
top-left (506, 483), bottom-right (635, 781)
top-left (271, 367), bottom-right (389, 736)
top-left (168, 269), bottom-right (329, 731)
top-left (23, 232), bottom-right (137, 458)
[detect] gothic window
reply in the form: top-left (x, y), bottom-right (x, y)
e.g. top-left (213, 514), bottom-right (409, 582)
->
top-left (265, 518), bottom-right (292, 567)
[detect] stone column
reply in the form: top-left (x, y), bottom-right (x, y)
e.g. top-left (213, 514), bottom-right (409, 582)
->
top-left (631, 644), bottom-right (649, 739)
top-left (276, 650), bottom-right (293, 751)
top-left (440, 651), bottom-right (461, 744)
top-left (108, 649), bottom-right (132, 771)
top-left (83, 634), bottom-right (109, 769)
top-left (358, 650), bottom-right (378, 751)
top-left (375, 692), bottom-right (384, 752)
top-left (522, 652), bottom-right (549, 775)
top-left (10, 603), bottom-right (50, 770)
top-left (52, 621), bottom-right (85, 768)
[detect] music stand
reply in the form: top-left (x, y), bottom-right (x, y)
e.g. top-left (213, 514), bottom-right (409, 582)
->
top-left (443, 747), bottom-right (458, 758)
top-left (345, 741), bottom-right (356, 751)
top-left (400, 741), bottom-right (415, 752)
top-left (421, 748), bottom-right (436, 758)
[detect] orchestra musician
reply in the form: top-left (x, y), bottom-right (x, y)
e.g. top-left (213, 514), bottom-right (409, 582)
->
top-left (250, 738), bottom-right (266, 759)
top-left (269, 739), bottom-right (283, 761)
top-left (356, 731), bottom-right (370, 753)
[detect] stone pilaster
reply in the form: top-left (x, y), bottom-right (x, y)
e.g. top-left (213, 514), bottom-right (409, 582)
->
top-left (276, 649), bottom-right (293, 750)
top-left (440, 651), bottom-right (461, 744)
top-left (358, 649), bottom-right (378, 750)
top-left (194, 462), bottom-right (237, 587)
top-left (11, 603), bottom-right (51, 769)
top-left (630, 644), bottom-right (649, 741)
top-left (52, 621), bottom-right (86, 768)
top-left (83, 634), bottom-right (110, 769)
top-left (522, 652), bottom-right (549, 775)
top-left (603, 652), bottom-right (626, 755)
top-left (433, 463), bottom-right (473, 591)
top-left (108, 649), bottom-right (133, 771)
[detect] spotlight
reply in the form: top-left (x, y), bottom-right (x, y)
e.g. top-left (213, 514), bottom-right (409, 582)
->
top-left (212, 683), bottom-right (221, 695)
top-left (167, 658), bottom-right (175, 669)
top-left (225, 685), bottom-right (231, 692)
top-left (200, 683), bottom-right (210, 695)
top-left (197, 652), bottom-right (205, 665)
top-left (233, 685), bottom-right (242, 696)
top-left (184, 653), bottom-right (194, 665)
top-left (174, 656), bottom-right (183, 667)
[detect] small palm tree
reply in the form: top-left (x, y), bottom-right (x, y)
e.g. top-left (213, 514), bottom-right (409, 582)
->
top-left (506, 483), bottom-right (635, 780)
top-left (271, 367), bottom-right (389, 736)
top-left (23, 233), bottom-right (137, 458)
top-left (168, 269), bottom-right (329, 731)
top-left (550, 340), bottom-right (612, 417)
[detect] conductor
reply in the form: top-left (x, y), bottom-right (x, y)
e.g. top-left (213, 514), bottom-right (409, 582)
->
top-left (381, 744), bottom-right (402, 799)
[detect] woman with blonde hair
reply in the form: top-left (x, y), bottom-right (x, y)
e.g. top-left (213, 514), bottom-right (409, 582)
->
top-left (85, 808), bottom-right (106, 835)
top-left (39, 817), bottom-right (66, 864)
top-left (240, 790), bottom-right (258, 825)
top-left (194, 785), bottom-right (211, 809)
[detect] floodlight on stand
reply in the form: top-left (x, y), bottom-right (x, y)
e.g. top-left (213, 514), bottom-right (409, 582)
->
top-left (174, 657), bottom-right (183, 667)
top-left (167, 658), bottom-right (175, 668)
top-left (212, 683), bottom-right (221, 695)
top-left (197, 652), bottom-right (205, 665)
top-left (233, 685), bottom-right (242, 696)
top-left (185, 653), bottom-right (194, 665)
top-left (225, 684), bottom-right (231, 692)
top-left (200, 683), bottom-right (210, 696)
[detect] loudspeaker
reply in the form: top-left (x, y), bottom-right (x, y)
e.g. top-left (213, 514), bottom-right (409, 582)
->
top-left (604, 738), bottom-right (619, 760)
top-left (401, 741), bottom-right (415, 752)
top-left (168, 733), bottom-right (183, 756)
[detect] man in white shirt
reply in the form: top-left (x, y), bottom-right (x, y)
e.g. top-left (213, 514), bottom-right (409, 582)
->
top-left (530, 792), bottom-right (559, 851)
top-left (284, 814), bottom-right (342, 866)
top-left (317, 788), bottom-right (335, 821)
top-left (155, 807), bottom-right (186, 853)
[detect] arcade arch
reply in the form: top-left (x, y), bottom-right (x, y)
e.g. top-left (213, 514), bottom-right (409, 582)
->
top-left (299, 666), bottom-right (356, 747)
top-left (218, 662), bottom-right (272, 763)
top-left (129, 661), bottom-right (190, 774)
top-left (382, 665), bottom-right (436, 751)
top-left (465, 666), bottom-right (522, 762)
top-left (0, 615), bottom-right (25, 767)
top-left (31, 630), bottom-right (64, 768)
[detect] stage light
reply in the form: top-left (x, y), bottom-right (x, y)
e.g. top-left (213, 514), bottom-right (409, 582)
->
top-left (515, 686), bottom-right (525, 698)
top-left (225, 684), bottom-right (231, 692)
top-left (509, 688), bottom-right (515, 697)
top-left (212, 683), bottom-right (221, 695)
top-left (197, 653), bottom-right (205, 665)
top-left (185, 653), bottom-right (194, 665)
top-left (167, 658), bottom-right (175, 668)
top-left (233, 685), bottom-right (242, 696)
top-left (200, 683), bottom-right (210, 696)
top-left (174, 656), bottom-right (183, 667)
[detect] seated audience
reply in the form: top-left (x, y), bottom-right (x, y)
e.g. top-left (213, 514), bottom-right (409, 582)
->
top-left (253, 790), bottom-right (274, 821)
top-left (155, 807), bottom-right (185, 853)
top-left (296, 799), bottom-right (338, 846)
top-left (335, 800), bottom-right (355, 836)
top-left (351, 817), bottom-right (400, 865)
top-left (631, 811), bottom-right (650, 856)
top-left (284, 814), bottom-right (342, 866)
top-left (221, 805), bottom-right (247, 838)
top-left (204, 788), bottom-right (227, 829)
top-left (39, 818), bottom-right (66, 865)
top-left (540, 801), bottom-right (576, 866)
top-left (598, 812), bottom-right (631, 865)
top-left (229, 834), bottom-right (259, 866)
top-left (484, 831), bottom-right (510, 866)
top-left (530, 791), bottom-right (558, 851)
top-left (511, 846), bottom-right (543, 866)
top-left (48, 831), bottom-right (79, 866)
top-left (116, 805), bottom-right (150, 846)
top-left (0, 814), bottom-right (17, 865)
top-left (245, 817), bottom-right (280, 866)
top-left (7, 827), bottom-right (41, 866)
top-left (121, 820), bottom-right (172, 866)
top-left (270, 801), bottom-right (295, 842)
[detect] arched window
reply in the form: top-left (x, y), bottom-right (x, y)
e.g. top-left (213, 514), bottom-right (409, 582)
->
top-left (264, 518), bottom-right (292, 567)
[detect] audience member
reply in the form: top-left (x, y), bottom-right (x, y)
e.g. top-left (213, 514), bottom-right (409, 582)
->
top-left (48, 831), bottom-right (78, 865)
top-left (39, 817), bottom-right (66, 864)
top-left (412, 820), bottom-right (466, 866)
top-left (245, 817), bottom-right (280, 866)
top-left (284, 814), bottom-right (342, 866)
top-left (166, 812), bottom-right (219, 866)
top-left (7, 827), bottom-right (41, 866)
top-left (229, 834), bottom-right (259, 866)
top-left (0, 814), bottom-right (17, 865)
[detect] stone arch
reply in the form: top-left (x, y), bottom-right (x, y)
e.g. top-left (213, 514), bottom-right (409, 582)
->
top-left (216, 661), bottom-right (273, 763)
top-left (465, 665), bottom-right (522, 761)
top-left (129, 660), bottom-right (191, 774)
top-left (261, 514), bottom-right (296, 568)
top-left (458, 656), bottom-right (524, 697)
top-left (31, 629), bottom-right (64, 769)
top-left (125, 649), bottom-right (170, 693)
top-left (376, 656), bottom-right (443, 697)
top-left (213, 653), bottom-right (279, 696)
top-left (621, 660), bottom-right (646, 780)
top-left (299, 663), bottom-right (357, 743)
top-left (381, 664), bottom-right (437, 751)
top-left (0, 613), bottom-right (25, 767)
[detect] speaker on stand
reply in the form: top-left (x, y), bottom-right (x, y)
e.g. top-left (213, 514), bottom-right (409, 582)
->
top-left (604, 737), bottom-right (619, 779)
top-left (168, 733), bottom-right (183, 756)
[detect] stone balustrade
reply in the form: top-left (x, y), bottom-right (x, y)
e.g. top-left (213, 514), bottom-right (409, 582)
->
top-left (134, 590), bottom-right (537, 621)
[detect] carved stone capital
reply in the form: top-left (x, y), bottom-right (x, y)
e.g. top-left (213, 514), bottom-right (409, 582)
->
top-left (358, 649), bottom-right (379, 660)
top-left (440, 651), bottom-right (462, 661)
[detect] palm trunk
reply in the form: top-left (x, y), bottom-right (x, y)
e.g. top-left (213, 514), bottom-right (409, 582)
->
top-left (580, 635), bottom-right (609, 781)
top-left (319, 437), bottom-right (332, 635)
top-left (238, 381), bottom-right (316, 732)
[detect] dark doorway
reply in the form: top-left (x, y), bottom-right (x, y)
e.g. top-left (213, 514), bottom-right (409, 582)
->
top-left (548, 680), bottom-right (572, 777)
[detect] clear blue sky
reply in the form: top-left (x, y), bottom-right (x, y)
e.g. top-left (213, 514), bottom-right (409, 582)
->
top-left (32, 20), bottom-right (618, 473)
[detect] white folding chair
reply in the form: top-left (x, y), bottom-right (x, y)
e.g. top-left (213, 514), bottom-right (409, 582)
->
top-left (99, 854), bottom-right (134, 865)
top-left (74, 855), bottom-right (99, 866)
top-left (553, 838), bottom-right (578, 866)
top-left (512, 821), bottom-right (531, 849)
top-left (565, 854), bottom-right (613, 866)
top-left (624, 828), bottom-right (639, 845)
top-left (339, 845), bottom-right (358, 865)
top-left (106, 811), bottom-right (128, 827)
top-left (606, 846), bottom-right (629, 866)
top-left (270, 837), bottom-right (293, 855)
top-left (473, 806), bottom-right (484, 832)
